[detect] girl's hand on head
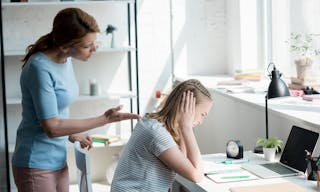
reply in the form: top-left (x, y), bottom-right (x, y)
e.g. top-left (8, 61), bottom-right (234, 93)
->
top-left (179, 91), bottom-right (196, 131)
top-left (104, 105), bottom-right (140, 123)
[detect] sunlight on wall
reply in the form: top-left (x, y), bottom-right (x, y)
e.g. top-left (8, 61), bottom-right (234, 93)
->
top-left (137, 0), bottom-right (172, 115)
top-left (174, 44), bottom-right (188, 78)
top-left (172, 0), bottom-right (227, 76)
top-left (239, 1), bottom-right (258, 71)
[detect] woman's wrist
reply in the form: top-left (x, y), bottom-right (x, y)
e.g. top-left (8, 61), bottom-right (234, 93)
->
top-left (68, 134), bottom-right (76, 143)
top-left (100, 113), bottom-right (109, 125)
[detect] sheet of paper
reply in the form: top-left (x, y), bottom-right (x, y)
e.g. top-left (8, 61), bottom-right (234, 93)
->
top-left (206, 168), bottom-right (258, 183)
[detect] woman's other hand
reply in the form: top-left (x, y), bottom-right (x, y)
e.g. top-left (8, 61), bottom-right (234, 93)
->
top-left (69, 133), bottom-right (93, 150)
top-left (104, 105), bottom-right (140, 123)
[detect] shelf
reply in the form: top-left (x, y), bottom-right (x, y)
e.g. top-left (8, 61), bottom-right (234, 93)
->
top-left (2, 1), bottom-right (135, 7)
top-left (76, 92), bottom-right (136, 101)
top-left (9, 143), bottom-right (15, 153)
top-left (4, 47), bottom-right (136, 57)
top-left (3, 50), bottom-right (26, 56)
top-left (6, 98), bottom-right (21, 105)
top-left (96, 46), bottom-right (136, 53)
top-left (6, 92), bottom-right (136, 105)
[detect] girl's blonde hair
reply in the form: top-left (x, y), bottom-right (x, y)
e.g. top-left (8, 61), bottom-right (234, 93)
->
top-left (146, 79), bottom-right (212, 145)
top-left (22, 7), bottom-right (100, 67)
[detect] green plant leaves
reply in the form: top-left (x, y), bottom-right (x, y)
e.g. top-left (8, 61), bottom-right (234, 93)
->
top-left (286, 32), bottom-right (320, 57)
top-left (256, 137), bottom-right (283, 152)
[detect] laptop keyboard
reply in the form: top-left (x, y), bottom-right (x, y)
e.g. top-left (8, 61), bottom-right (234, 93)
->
top-left (260, 163), bottom-right (298, 175)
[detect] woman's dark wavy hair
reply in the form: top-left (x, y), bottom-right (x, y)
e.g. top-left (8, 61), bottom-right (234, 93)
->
top-left (22, 7), bottom-right (100, 67)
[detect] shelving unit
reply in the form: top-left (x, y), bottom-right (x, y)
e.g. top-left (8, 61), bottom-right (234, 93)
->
top-left (2, 1), bottom-right (139, 190)
top-left (2, 0), bottom-right (139, 129)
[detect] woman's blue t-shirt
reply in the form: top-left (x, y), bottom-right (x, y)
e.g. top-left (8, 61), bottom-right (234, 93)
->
top-left (12, 52), bottom-right (79, 170)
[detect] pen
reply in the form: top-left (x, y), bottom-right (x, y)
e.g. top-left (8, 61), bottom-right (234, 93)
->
top-left (220, 175), bottom-right (250, 179)
top-left (221, 158), bottom-right (249, 164)
top-left (204, 171), bottom-right (218, 176)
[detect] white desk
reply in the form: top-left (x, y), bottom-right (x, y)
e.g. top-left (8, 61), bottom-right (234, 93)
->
top-left (174, 151), bottom-right (317, 192)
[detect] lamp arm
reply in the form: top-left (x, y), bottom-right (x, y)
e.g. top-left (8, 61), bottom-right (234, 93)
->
top-left (265, 94), bottom-right (269, 139)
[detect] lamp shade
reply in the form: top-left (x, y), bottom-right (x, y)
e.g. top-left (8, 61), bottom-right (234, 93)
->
top-left (267, 67), bottom-right (290, 99)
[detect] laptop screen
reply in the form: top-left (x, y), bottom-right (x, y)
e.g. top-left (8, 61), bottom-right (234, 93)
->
top-left (280, 126), bottom-right (319, 172)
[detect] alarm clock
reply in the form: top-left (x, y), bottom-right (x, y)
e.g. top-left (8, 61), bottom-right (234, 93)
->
top-left (226, 140), bottom-right (243, 159)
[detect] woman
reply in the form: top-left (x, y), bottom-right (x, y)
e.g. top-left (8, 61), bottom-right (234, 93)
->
top-left (11, 8), bottom-right (139, 192)
top-left (111, 79), bottom-right (213, 192)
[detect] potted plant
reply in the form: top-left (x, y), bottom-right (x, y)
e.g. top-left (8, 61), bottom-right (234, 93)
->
top-left (256, 137), bottom-right (283, 161)
top-left (286, 33), bottom-right (320, 80)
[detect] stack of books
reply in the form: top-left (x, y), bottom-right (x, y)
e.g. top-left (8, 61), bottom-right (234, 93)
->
top-left (233, 72), bottom-right (262, 81)
top-left (288, 77), bottom-right (320, 90)
top-left (91, 134), bottom-right (121, 145)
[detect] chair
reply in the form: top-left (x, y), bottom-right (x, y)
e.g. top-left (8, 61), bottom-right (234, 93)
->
top-left (74, 141), bottom-right (92, 192)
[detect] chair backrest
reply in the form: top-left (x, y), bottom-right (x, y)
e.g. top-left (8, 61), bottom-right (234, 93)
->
top-left (74, 141), bottom-right (92, 192)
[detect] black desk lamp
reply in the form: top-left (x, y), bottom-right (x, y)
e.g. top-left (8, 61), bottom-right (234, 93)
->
top-left (254, 63), bottom-right (290, 153)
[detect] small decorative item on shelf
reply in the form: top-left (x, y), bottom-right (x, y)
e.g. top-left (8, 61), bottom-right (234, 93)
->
top-left (89, 79), bottom-right (100, 96)
top-left (106, 24), bottom-right (117, 48)
top-left (256, 137), bottom-right (283, 161)
top-left (286, 33), bottom-right (320, 80)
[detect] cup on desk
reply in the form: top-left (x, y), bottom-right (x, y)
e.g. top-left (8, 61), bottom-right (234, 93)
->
top-left (306, 156), bottom-right (318, 181)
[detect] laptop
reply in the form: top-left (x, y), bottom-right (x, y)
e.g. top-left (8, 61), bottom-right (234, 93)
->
top-left (242, 126), bottom-right (319, 179)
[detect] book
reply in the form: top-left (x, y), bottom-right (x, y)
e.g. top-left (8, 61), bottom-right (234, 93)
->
top-left (91, 134), bottom-right (121, 145)
top-left (234, 72), bottom-right (262, 81)
top-left (303, 94), bottom-right (320, 101)
top-left (229, 182), bottom-right (307, 192)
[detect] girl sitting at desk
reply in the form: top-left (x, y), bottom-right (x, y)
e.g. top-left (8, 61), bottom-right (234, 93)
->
top-left (111, 79), bottom-right (213, 192)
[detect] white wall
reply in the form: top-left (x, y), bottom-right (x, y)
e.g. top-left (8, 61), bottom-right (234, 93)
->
top-left (172, 0), bottom-right (227, 76)
top-left (136, 0), bottom-right (173, 115)
top-left (194, 90), bottom-right (265, 154)
top-left (137, 0), bottom-right (229, 115)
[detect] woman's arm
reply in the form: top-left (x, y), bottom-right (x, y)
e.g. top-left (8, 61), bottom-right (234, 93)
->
top-left (41, 105), bottom-right (140, 138)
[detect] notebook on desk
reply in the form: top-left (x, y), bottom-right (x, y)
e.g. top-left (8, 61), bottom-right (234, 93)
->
top-left (242, 126), bottom-right (319, 179)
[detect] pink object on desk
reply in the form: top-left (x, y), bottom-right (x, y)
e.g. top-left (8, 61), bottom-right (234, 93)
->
top-left (302, 94), bottom-right (320, 101)
top-left (289, 90), bottom-right (304, 97)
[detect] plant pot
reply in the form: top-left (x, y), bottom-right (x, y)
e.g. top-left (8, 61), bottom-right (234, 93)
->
top-left (263, 147), bottom-right (276, 161)
top-left (295, 57), bottom-right (313, 80)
